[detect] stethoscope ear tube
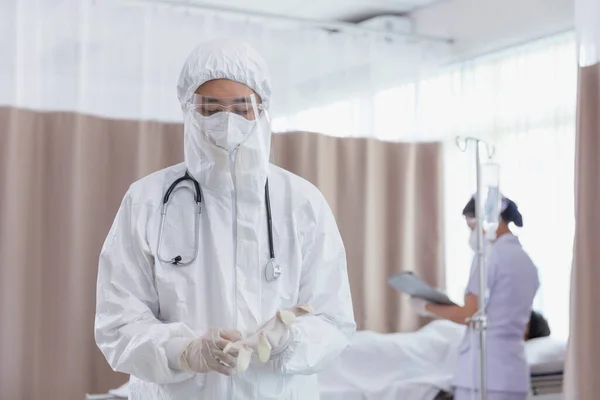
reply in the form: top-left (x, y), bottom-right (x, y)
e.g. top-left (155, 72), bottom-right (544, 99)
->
top-left (265, 180), bottom-right (275, 260)
top-left (264, 180), bottom-right (281, 282)
top-left (163, 171), bottom-right (202, 204)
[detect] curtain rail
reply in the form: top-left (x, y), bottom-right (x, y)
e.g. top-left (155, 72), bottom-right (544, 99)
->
top-left (115, 0), bottom-right (454, 44)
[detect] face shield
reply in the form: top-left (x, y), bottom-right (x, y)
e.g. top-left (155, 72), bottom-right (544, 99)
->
top-left (187, 93), bottom-right (268, 152)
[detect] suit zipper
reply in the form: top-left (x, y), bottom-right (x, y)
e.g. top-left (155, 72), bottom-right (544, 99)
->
top-left (229, 148), bottom-right (238, 400)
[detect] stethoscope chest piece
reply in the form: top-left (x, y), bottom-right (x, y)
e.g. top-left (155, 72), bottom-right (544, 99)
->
top-left (265, 258), bottom-right (282, 282)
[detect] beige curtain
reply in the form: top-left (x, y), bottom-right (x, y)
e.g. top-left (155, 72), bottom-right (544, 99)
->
top-left (564, 63), bottom-right (600, 400)
top-left (272, 132), bottom-right (444, 332)
top-left (0, 107), bottom-right (183, 399)
top-left (0, 108), bottom-right (443, 399)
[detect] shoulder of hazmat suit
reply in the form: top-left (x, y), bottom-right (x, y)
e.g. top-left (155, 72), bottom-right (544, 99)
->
top-left (94, 37), bottom-right (356, 400)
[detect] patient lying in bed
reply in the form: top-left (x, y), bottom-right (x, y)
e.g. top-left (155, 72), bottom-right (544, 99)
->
top-left (318, 312), bottom-right (558, 400)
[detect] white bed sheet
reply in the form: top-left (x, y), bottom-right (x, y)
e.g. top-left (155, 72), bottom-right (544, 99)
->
top-left (318, 320), bottom-right (567, 400)
top-left (318, 320), bottom-right (465, 400)
top-left (526, 337), bottom-right (567, 374)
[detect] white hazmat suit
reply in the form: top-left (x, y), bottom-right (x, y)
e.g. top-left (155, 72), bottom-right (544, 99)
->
top-left (94, 38), bottom-right (356, 400)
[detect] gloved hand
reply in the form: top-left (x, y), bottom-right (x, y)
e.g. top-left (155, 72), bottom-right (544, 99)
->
top-left (224, 305), bottom-right (314, 372)
top-left (410, 297), bottom-right (435, 317)
top-left (179, 329), bottom-right (243, 376)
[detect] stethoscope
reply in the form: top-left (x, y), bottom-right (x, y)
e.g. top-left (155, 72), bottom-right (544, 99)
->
top-left (156, 171), bottom-right (282, 282)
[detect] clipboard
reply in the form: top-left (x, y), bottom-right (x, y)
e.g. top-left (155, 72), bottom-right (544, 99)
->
top-left (387, 271), bottom-right (456, 305)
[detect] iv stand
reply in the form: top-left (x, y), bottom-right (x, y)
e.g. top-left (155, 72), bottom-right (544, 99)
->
top-left (455, 136), bottom-right (495, 400)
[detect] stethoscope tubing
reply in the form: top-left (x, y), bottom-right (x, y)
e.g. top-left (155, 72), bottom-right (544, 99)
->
top-left (156, 172), bottom-right (278, 279)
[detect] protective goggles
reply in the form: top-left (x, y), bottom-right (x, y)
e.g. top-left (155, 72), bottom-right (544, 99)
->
top-left (190, 93), bottom-right (264, 121)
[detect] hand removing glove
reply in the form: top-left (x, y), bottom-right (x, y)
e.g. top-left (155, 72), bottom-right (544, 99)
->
top-left (179, 329), bottom-right (243, 376)
top-left (224, 304), bottom-right (314, 373)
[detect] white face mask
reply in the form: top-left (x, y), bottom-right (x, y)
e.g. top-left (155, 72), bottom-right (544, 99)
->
top-left (469, 229), bottom-right (492, 252)
top-left (193, 111), bottom-right (256, 151)
top-left (183, 107), bottom-right (272, 190)
top-left (468, 229), bottom-right (478, 252)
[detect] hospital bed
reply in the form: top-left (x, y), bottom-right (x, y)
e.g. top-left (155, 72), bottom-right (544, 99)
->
top-left (526, 329), bottom-right (565, 398)
top-left (318, 320), bottom-right (566, 400)
top-left (86, 321), bottom-right (566, 400)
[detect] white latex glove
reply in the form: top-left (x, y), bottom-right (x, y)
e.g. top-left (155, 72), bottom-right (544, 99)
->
top-left (224, 305), bottom-right (314, 372)
top-left (411, 297), bottom-right (435, 317)
top-left (179, 329), bottom-right (243, 376)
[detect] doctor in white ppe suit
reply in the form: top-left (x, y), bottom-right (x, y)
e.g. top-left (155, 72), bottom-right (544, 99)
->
top-left (94, 38), bottom-right (356, 400)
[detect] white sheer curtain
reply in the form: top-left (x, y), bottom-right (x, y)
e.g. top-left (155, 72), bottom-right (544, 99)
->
top-left (0, 0), bottom-right (447, 120)
top-left (440, 35), bottom-right (577, 341)
top-left (274, 33), bottom-right (577, 339)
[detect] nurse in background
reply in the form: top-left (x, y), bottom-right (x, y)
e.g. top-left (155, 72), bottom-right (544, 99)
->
top-left (412, 195), bottom-right (539, 400)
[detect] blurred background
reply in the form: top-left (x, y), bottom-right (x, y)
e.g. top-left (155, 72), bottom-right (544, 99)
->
top-left (1, 0), bottom-right (595, 399)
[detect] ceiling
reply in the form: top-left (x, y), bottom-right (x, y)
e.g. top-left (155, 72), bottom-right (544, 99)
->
top-left (412, 0), bottom-right (574, 62)
top-left (145, 0), bottom-right (574, 59)
top-left (171, 0), bottom-right (440, 21)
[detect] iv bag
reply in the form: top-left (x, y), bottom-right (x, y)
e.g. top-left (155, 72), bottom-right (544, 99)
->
top-left (481, 163), bottom-right (501, 240)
